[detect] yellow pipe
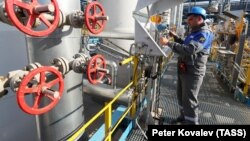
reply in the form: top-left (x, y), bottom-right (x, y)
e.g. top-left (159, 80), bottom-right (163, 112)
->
top-left (69, 56), bottom-right (138, 140)
top-left (67, 103), bottom-right (108, 141)
top-left (132, 56), bottom-right (139, 87)
top-left (130, 99), bottom-right (137, 118)
top-left (104, 56), bottom-right (138, 140)
top-left (110, 103), bottom-right (134, 134)
top-left (105, 103), bottom-right (112, 141)
top-left (243, 65), bottom-right (250, 96)
top-left (119, 56), bottom-right (134, 66)
top-left (104, 103), bottom-right (134, 141)
top-left (130, 56), bottom-right (139, 118)
top-left (67, 82), bottom-right (133, 141)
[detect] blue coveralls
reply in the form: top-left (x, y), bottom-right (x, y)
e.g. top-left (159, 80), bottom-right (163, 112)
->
top-left (167, 23), bottom-right (213, 124)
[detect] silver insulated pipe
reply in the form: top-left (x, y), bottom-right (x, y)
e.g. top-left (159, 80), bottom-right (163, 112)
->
top-left (83, 80), bottom-right (132, 106)
top-left (25, 0), bottom-right (84, 140)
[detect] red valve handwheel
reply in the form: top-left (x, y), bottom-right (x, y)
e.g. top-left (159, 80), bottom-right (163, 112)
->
top-left (17, 66), bottom-right (64, 115)
top-left (87, 54), bottom-right (106, 84)
top-left (5, 0), bottom-right (60, 37)
top-left (84, 1), bottom-right (107, 34)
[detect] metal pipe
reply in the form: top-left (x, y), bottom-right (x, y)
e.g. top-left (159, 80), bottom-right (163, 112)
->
top-left (0, 2), bottom-right (11, 24)
top-left (97, 67), bottom-right (109, 73)
top-left (34, 4), bottom-right (55, 14)
top-left (91, 32), bottom-right (134, 40)
top-left (150, 57), bottom-right (158, 113)
top-left (25, 0), bottom-right (84, 141)
top-left (95, 16), bottom-right (109, 21)
top-left (82, 79), bottom-right (131, 106)
top-left (106, 60), bottom-right (117, 89)
top-left (97, 43), bottom-right (125, 60)
top-left (103, 39), bottom-right (130, 55)
top-left (42, 87), bottom-right (60, 99)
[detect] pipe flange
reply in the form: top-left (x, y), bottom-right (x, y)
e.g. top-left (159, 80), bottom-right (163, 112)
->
top-left (71, 53), bottom-right (91, 73)
top-left (9, 71), bottom-right (28, 92)
top-left (72, 58), bottom-right (86, 73)
top-left (68, 10), bottom-right (84, 28)
top-left (0, 2), bottom-right (11, 24)
top-left (59, 57), bottom-right (70, 74)
top-left (24, 62), bottom-right (42, 71)
top-left (73, 53), bottom-right (89, 61)
top-left (52, 57), bottom-right (69, 75)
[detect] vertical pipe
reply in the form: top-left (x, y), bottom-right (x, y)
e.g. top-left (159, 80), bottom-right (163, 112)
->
top-left (209, 0), bottom-right (212, 5)
top-left (173, 6), bottom-right (177, 26)
top-left (25, 0), bottom-right (84, 140)
top-left (96, 0), bottom-right (137, 88)
top-left (104, 103), bottom-right (111, 141)
top-left (179, 3), bottom-right (183, 26)
top-left (245, 0), bottom-right (249, 11)
top-left (243, 66), bottom-right (250, 96)
top-left (232, 34), bottom-right (246, 89)
top-left (150, 57), bottom-right (158, 117)
top-left (176, 4), bottom-right (180, 26)
top-left (188, 0), bottom-right (192, 13)
top-left (170, 7), bottom-right (177, 27)
top-left (219, 0), bottom-right (224, 14)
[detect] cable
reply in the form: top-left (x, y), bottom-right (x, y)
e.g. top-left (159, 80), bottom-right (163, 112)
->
top-left (103, 39), bottom-right (130, 55)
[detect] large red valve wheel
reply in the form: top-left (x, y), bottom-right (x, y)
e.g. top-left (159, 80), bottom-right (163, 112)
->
top-left (5, 0), bottom-right (60, 37)
top-left (87, 54), bottom-right (107, 84)
top-left (84, 1), bottom-right (107, 34)
top-left (17, 66), bottom-right (64, 115)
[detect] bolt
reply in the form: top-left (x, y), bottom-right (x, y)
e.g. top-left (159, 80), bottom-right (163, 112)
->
top-left (56, 62), bottom-right (62, 66)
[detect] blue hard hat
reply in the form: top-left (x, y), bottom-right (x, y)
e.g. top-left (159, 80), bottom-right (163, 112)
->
top-left (187, 7), bottom-right (206, 19)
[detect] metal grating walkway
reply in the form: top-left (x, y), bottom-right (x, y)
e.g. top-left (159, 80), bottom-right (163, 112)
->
top-left (127, 56), bottom-right (250, 140)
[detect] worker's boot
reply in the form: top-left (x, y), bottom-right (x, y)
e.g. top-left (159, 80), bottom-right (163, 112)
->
top-left (176, 120), bottom-right (199, 125)
top-left (169, 116), bottom-right (185, 124)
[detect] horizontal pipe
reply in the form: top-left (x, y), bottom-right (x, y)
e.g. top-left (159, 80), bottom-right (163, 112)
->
top-left (82, 79), bottom-right (131, 105)
top-left (90, 31), bottom-right (134, 40)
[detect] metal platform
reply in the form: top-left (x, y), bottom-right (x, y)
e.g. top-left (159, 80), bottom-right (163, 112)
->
top-left (127, 56), bottom-right (250, 140)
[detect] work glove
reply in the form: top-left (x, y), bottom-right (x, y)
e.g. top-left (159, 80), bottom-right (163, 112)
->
top-left (160, 37), bottom-right (169, 46)
top-left (168, 31), bottom-right (178, 38)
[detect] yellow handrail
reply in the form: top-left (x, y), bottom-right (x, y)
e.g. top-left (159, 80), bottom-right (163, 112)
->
top-left (104, 101), bottom-right (135, 141)
top-left (243, 65), bottom-right (250, 96)
top-left (119, 56), bottom-right (134, 66)
top-left (67, 82), bottom-right (133, 141)
top-left (68, 56), bottom-right (138, 141)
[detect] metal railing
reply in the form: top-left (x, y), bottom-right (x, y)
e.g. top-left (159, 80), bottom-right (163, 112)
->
top-left (68, 56), bottom-right (139, 141)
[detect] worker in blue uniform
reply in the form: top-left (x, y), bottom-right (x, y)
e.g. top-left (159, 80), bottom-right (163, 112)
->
top-left (160, 7), bottom-right (213, 125)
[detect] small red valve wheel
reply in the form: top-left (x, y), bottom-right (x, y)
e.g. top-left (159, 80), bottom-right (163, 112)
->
top-left (17, 66), bottom-right (64, 115)
top-left (87, 54), bottom-right (107, 84)
top-left (84, 1), bottom-right (107, 34)
top-left (5, 0), bottom-right (60, 37)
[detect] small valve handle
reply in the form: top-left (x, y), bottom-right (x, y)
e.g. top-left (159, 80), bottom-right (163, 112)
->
top-left (17, 66), bottom-right (64, 115)
top-left (87, 54), bottom-right (107, 84)
top-left (5, 0), bottom-right (60, 37)
top-left (84, 1), bottom-right (107, 34)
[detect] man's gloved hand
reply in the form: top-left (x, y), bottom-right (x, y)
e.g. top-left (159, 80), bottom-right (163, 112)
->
top-left (169, 31), bottom-right (178, 38)
top-left (160, 37), bottom-right (169, 46)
